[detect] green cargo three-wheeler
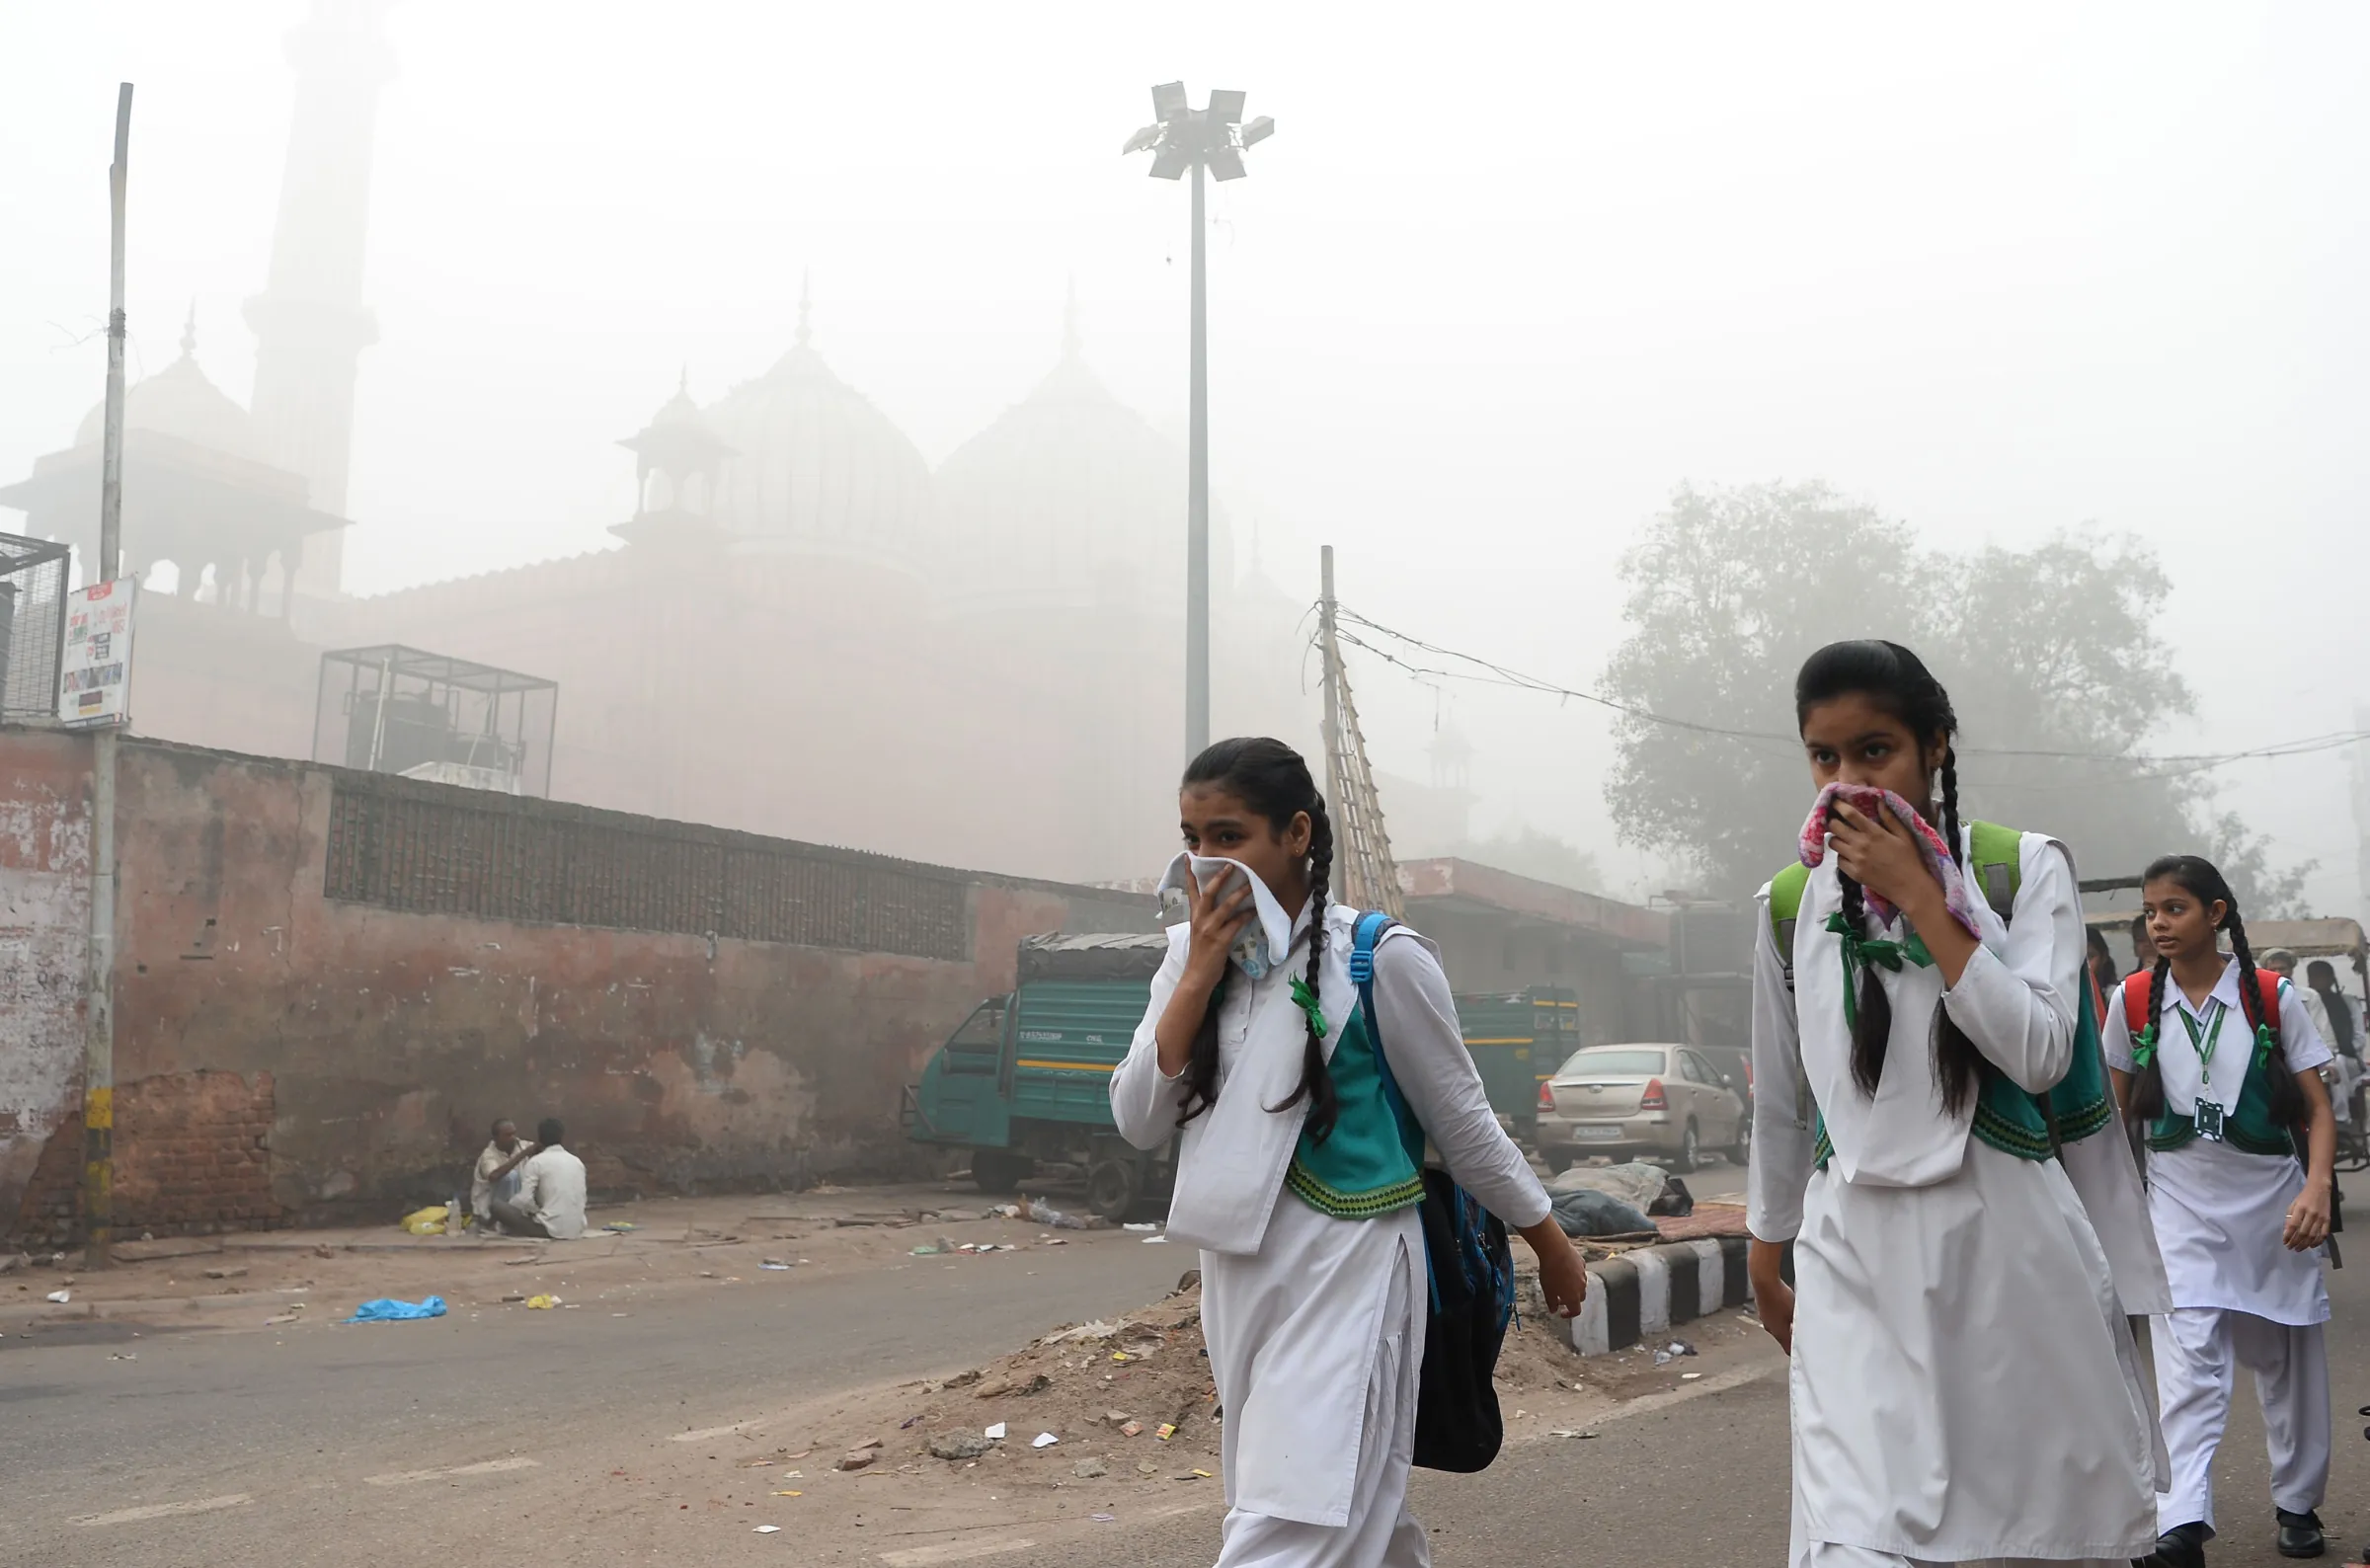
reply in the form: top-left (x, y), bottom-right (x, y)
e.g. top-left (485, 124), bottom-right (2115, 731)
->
top-left (904, 933), bottom-right (1174, 1222)
top-left (1455, 985), bottom-right (1581, 1140)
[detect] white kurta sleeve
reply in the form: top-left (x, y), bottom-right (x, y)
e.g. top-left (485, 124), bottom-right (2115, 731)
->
top-left (1937, 837), bottom-right (2081, 1095)
top-left (1369, 935), bottom-right (1551, 1229)
top-left (2275, 979), bottom-right (2334, 1074)
top-left (2100, 978), bottom-right (2140, 1072)
top-left (1749, 885), bottom-right (1814, 1245)
top-left (1110, 932), bottom-right (1194, 1151)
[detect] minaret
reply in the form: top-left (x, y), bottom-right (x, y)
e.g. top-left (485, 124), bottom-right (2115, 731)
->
top-left (244, 0), bottom-right (395, 599)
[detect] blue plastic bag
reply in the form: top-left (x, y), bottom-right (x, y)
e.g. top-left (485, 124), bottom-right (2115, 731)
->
top-left (346, 1294), bottom-right (447, 1323)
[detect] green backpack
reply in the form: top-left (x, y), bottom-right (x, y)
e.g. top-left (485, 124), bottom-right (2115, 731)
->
top-left (1768, 821), bottom-right (2113, 1163)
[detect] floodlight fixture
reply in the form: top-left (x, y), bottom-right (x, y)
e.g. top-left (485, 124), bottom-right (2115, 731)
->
top-left (1241, 115), bottom-right (1275, 148)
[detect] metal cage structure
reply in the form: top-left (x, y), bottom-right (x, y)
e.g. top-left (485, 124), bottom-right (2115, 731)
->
top-left (313, 644), bottom-right (558, 798)
top-left (0, 531), bottom-right (72, 722)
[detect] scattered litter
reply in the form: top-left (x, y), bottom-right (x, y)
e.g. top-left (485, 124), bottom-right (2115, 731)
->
top-left (771, 1490), bottom-right (804, 1498)
top-left (1513, 1409), bottom-right (1529, 1420)
top-left (44, 1290), bottom-right (69, 1304)
top-left (1042, 1237), bottom-right (1067, 1246)
top-left (1153, 1423), bottom-right (1177, 1443)
top-left (502, 1294), bottom-right (527, 1303)
top-left (900, 1414), bottom-right (923, 1429)
top-left (525, 1294), bottom-right (560, 1309)
top-left (909, 1237), bottom-right (958, 1256)
top-left (1550, 1429), bottom-right (1599, 1441)
top-left (760, 1260), bottom-right (794, 1271)
top-left (1120, 1422), bottom-right (1144, 1439)
top-left (1018, 1373), bottom-right (1052, 1395)
top-left (201, 1266), bottom-right (248, 1281)
top-left (1123, 1223), bottom-right (1159, 1232)
top-left (345, 1295), bottom-right (446, 1323)
top-left (1681, 1372), bottom-right (1703, 1380)
top-left (985, 1422), bottom-right (1006, 1442)
top-left (1091, 1513), bottom-right (1116, 1523)
top-left (929, 1433), bottom-right (992, 1461)
top-left (109, 1352), bottom-right (135, 1361)
top-left (1031, 1432), bottom-right (1060, 1449)
top-left (1018, 1199), bottom-right (1100, 1231)
top-left (1142, 1235), bottom-right (1169, 1244)
top-left (602, 1221), bottom-right (637, 1232)
top-left (754, 1525), bottom-right (780, 1533)
top-left (1073, 1456), bottom-right (1107, 1478)
top-left (1043, 1320), bottom-right (1119, 1346)
top-left (399, 1205), bottom-right (450, 1236)
top-left (1652, 1339), bottom-right (1698, 1366)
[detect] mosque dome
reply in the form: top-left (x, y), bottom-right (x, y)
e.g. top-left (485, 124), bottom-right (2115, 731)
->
top-left (76, 307), bottom-right (263, 462)
top-left (700, 295), bottom-right (931, 569)
top-left (935, 296), bottom-right (1230, 617)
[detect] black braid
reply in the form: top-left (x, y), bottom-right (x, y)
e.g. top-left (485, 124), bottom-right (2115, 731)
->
top-left (1267, 799), bottom-right (1341, 1143)
top-left (1176, 969), bottom-right (1227, 1129)
top-left (1842, 873), bottom-right (1893, 1100)
top-left (1937, 746), bottom-right (1964, 872)
top-left (1924, 744), bottom-right (1984, 1115)
top-left (2129, 956), bottom-right (2172, 1123)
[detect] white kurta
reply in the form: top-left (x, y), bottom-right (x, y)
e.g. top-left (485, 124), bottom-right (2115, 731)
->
top-left (2100, 960), bottom-right (2334, 1532)
top-left (1112, 902), bottom-right (1548, 1560)
top-left (1750, 831), bottom-right (2159, 1564)
top-left (2099, 961), bottom-right (2331, 1325)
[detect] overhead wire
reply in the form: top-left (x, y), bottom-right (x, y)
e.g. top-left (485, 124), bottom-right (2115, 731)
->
top-left (1324, 604), bottom-right (2370, 781)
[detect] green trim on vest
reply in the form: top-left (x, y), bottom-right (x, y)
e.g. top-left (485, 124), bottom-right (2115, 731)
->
top-left (2146, 1001), bottom-right (2296, 1157)
top-left (1285, 1004), bottom-right (1426, 1221)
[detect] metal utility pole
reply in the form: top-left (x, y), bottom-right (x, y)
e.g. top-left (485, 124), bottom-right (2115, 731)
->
top-left (1124, 83), bottom-right (1275, 763)
top-left (1318, 546), bottom-right (1403, 918)
top-left (82, 82), bottom-right (133, 1268)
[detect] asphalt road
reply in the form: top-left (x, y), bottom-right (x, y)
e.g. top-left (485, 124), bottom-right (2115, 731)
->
top-left (0, 1235), bottom-right (1195, 1567)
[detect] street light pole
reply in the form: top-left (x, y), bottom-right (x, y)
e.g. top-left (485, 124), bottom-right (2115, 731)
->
top-left (1124, 83), bottom-right (1274, 765)
top-left (1186, 155), bottom-right (1208, 760)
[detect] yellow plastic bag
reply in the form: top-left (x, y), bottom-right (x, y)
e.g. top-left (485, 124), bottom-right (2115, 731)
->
top-left (401, 1205), bottom-right (448, 1236)
top-left (525, 1294), bottom-right (559, 1309)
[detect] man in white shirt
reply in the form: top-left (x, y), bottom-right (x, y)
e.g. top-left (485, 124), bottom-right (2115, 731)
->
top-left (490, 1119), bottom-right (588, 1239)
top-left (469, 1118), bottom-right (535, 1223)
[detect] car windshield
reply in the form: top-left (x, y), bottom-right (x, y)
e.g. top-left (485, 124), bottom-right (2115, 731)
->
top-left (1558, 1048), bottom-right (1665, 1076)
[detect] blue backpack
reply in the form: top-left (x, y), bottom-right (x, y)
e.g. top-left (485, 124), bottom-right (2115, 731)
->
top-left (1354, 910), bottom-right (1520, 1473)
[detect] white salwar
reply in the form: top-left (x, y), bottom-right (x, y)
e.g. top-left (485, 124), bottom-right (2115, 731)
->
top-left (1751, 829), bottom-right (2162, 1568)
top-left (2101, 961), bottom-right (2333, 1535)
top-left (1113, 902), bottom-right (1549, 1568)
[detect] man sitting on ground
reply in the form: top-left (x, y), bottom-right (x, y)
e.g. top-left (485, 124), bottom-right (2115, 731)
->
top-left (470, 1118), bottom-right (535, 1228)
top-left (490, 1119), bottom-right (588, 1239)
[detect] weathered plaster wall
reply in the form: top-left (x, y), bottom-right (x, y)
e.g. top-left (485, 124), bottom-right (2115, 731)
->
top-left (0, 732), bottom-right (89, 1242)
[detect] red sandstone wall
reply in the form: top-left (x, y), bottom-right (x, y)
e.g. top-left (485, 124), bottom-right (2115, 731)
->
top-left (84, 739), bottom-right (1145, 1229)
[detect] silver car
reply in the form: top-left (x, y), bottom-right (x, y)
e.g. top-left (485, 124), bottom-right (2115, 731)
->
top-left (1534, 1044), bottom-right (1748, 1173)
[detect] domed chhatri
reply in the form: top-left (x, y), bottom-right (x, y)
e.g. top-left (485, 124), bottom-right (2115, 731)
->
top-left (700, 277), bottom-right (932, 569)
top-left (76, 304), bottom-right (265, 463)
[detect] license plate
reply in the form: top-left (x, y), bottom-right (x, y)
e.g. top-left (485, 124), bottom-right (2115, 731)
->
top-left (1573, 1126), bottom-right (1623, 1141)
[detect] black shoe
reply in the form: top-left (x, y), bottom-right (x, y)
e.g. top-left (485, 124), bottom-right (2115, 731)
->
top-left (2276, 1509), bottom-right (2327, 1559)
top-left (2140, 1522), bottom-right (2208, 1568)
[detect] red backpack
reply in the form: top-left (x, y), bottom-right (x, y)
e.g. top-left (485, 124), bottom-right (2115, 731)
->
top-left (2119, 968), bottom-right (2281, 1047)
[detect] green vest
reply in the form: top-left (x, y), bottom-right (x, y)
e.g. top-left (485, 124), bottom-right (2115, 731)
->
top-left (1774, 820), bottom-right (2115, 1166)
top-left (1285, 1003), bottom-right (1427, 1220)
top-left (2144, 986), bottom-right (2296, 1157)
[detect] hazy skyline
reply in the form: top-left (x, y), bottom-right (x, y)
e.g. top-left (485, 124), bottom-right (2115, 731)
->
top-left (5, 3), bottom-right (2366, 911)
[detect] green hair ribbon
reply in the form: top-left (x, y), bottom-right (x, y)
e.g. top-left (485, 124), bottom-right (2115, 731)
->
top-left (1823, 910), bottom-right (1933, 1032)
top-left (1289, 975), bottom-right (1329, 1040)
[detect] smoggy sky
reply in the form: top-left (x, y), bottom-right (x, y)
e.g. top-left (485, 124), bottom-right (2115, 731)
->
top-left (4, 3), bottom-right (2366, 911)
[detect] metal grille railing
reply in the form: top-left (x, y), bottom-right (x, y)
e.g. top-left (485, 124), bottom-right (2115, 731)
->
top-left (0, 532), bottom-right (71, 721)
top-left (323, 780), bottom-right (973, 961)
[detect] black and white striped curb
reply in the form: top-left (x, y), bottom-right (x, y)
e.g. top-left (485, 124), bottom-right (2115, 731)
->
top-left (1541, 1235), bottom-right (1756, 1357)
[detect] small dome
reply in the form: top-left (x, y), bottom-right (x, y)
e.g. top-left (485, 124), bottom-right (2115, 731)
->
top-left (701, 307), bottom-right (931, 568)
top-left (76, 308), bottom-right (262, 462)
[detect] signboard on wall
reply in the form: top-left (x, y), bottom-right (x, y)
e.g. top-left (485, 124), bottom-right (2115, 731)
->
top-left (57, 578), bottom-right (137, 729)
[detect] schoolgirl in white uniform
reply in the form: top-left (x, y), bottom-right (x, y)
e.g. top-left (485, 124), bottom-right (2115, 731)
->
top-left (1749, 641), bottom-right (2163, 1568)
top-left (2100, 854), bottom-right (2337, 1567)
top-left (1111, 738), bottom-right (1589, 1568)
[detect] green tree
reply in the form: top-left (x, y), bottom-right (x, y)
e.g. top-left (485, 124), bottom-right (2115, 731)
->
top-left (1601, 481), bottom-right (2309, 912)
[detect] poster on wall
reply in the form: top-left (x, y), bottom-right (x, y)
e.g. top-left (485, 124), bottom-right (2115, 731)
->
top-left (57, 578), bottom-right (137, 729)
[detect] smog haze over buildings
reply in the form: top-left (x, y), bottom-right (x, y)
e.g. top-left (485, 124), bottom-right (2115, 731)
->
top-left (3, 3), bottom-right (2367, 910)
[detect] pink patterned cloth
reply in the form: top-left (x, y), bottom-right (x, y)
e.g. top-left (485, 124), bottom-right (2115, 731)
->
top-left (1798, 782), bottom-right (1984, 940)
